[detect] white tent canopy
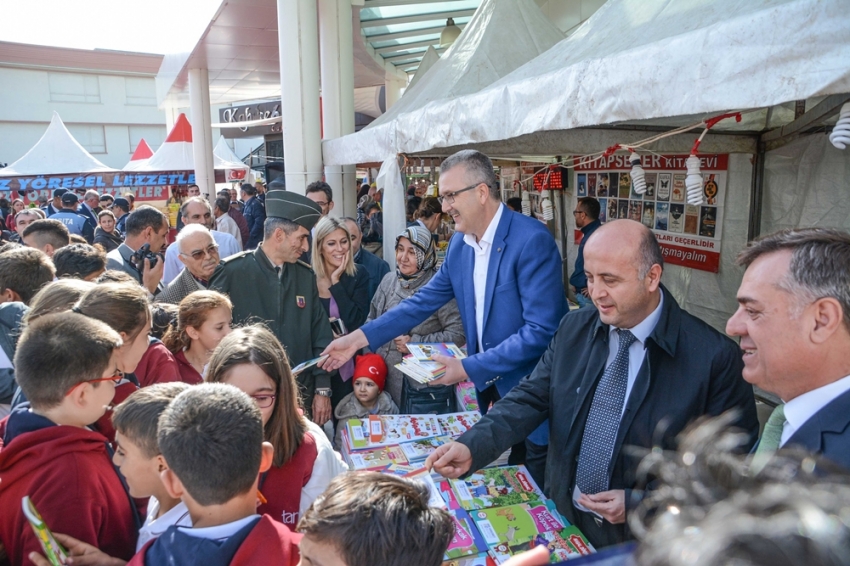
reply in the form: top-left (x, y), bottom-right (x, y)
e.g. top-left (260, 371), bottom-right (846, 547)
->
top-left (325, 0), bottom-right (565, 165)
top-left (213, 136), bottom-right (249, 170)
top-left (0, 112), bottom-right (116, 176)
top-left (406, 45), bottom-right (440, 92)
top-left (324, 0), bottom-right (850, 164)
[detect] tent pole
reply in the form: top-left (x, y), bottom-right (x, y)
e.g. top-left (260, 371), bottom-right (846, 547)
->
top-left (747, 141), bottom-right (766, 242)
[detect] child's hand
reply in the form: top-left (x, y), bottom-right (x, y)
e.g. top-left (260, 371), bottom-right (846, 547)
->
top-left (28, 533), bottom-right (127, 566)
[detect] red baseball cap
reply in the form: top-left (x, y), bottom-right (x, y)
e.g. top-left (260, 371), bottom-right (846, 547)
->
top-left (353, 353), bottom-right (388, 391)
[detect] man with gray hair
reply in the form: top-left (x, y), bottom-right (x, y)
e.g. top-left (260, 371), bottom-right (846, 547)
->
top-left (728, 227), bottom-right (850, 471)
top-left (78, 189), bottom-right (100, 228)
top-left (342, 216), bottom-right (388, 302)
top-left (162, 196), bottom-right (240, 285)
top-left (321, 149), bottom-right (568, 489)
top-left (425, 219), bottom-right (758, 550)
top-left (156, 224), bottom-right (221, 305)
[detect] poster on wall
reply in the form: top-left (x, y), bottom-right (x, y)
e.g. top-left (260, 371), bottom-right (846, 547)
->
top-left (573, 154), bottom-right (728, 273)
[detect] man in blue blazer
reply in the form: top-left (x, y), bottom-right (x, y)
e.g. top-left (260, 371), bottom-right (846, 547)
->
top-left (728, 227), bottom-right (850, 471)
top-left (321, 150), bottom-right (567, 487)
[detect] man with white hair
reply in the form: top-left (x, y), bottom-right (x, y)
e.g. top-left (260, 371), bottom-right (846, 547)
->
top-left (162, 197), bottom-right (240, 284)
top-left (156, 224), bottom-right (221, 305)
top-left (78, 189), bottom-right (100, 229)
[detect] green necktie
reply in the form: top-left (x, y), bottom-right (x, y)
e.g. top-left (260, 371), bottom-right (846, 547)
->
top-left (751, 404), bottom-right (786, 473)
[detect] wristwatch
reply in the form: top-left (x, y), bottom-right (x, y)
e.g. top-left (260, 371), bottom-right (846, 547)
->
top-left (315, 388), bottom-right (332, 398)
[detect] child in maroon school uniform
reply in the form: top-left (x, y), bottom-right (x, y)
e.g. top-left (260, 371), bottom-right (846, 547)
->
top-left (206, 326), bottom-right (346, 529)
top-left (0, 312), bottom-right (138, 565)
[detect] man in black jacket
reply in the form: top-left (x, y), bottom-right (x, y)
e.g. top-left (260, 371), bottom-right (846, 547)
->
top-left (240, 183), bottom-right (265, 250)
top-left (426, 219), bottom-right (758, 549)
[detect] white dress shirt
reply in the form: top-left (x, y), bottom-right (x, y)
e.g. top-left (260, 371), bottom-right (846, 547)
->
top-left (605, 292), bottom-right (664, 416)
top-left (163, 229), bottom-right (241, 285)
top-left (215, 213), bottom-right (243, 249)
top-left (463, 204), bottom-right (505, 353)
top-left (781, 373), bottom-right (850, 446)
top-left (137, 497), bottom-right (192, 551)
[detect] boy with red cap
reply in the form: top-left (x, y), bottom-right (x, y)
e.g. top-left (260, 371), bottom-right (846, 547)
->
top-left (333, 353), bottom-right (399, 449)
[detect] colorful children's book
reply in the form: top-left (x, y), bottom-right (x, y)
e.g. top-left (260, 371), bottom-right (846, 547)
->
top-left (346, 445), bottom-right (408, 471)
top-left (438, 479), bottom-right (463, 510)
top-left (445, 509), bottom-right (490, 560)
top-left (344, 414), bottom-right (442, 450)
top-left (488, 526), bottom-right (596, 564)
top-left (394, 359), bottom-right (445, 384)
top-left (471, 500), bottom-right (567, 552)
top-left (450, 465), bottom-right (545, 510)
top-left (405, 468), bottom-right (447, 509)
top-left (456, 381), bottom-right (480, 412)
top-left (399, 435), bottom-right (452, 462)
top-left (444, 555), bottom-right (496, 566)
top-left (407, 342), bottom-right (466, 361)
top-left (437, 412), bottom-right (481, 438)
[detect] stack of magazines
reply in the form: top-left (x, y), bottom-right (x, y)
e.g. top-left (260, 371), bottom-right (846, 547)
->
top-left (395, 342), bottom-right (466, 384)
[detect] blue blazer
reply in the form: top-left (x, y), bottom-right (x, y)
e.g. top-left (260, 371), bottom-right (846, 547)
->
top-left (785, 387), bottom-right (850, 470)
top-left (362, 207), bottom-right (567, 445)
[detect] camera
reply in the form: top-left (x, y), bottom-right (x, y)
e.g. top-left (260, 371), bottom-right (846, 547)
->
top-left (128, 243), bottom-right (161, 271)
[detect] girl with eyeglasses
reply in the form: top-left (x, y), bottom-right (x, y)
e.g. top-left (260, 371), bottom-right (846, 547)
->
top-left (206, 325), bottom-right (347, 529)
top-left (162, 290), bottom-right (232, 384)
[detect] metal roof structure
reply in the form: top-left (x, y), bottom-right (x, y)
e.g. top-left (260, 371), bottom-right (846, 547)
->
top-left (359, 0), bottom-right (481, 76)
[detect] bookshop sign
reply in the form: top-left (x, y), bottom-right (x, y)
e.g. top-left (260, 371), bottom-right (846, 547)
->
top-left (573, 154), bottom-right (728, 273)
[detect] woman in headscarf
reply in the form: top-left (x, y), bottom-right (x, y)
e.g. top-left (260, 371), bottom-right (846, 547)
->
top-left (367, 224), bottom-right (465, 412)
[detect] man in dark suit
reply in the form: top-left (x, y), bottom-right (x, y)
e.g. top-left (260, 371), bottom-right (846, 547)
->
top-left (321, 150), bottom-right (568, 488)
top-left (728, 227), bottom-right (850, 471)
top-left (425, 219), bottom-right (759, 549)
top-left (241, 183), bottom-right (265, 250)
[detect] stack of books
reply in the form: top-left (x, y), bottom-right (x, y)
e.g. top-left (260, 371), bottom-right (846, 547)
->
top-left (394, 342), bottom-right (466, 384)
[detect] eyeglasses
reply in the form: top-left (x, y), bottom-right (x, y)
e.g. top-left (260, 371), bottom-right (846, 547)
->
top-left (250, 394), bottom-right (276, 409)
top-left (181, 243), bottom-right (219, 261)
top-left (572, 210), bottom-right (585, 216)
top-left (65, 372), bottom-right (122, 397)
top-left (437, 183), bottom-right (482, 205)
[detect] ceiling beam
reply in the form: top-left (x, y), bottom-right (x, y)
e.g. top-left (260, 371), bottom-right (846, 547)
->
top-left (382, 46), bottom-right (445, 61)
top-left (374, 37), bottom-right (441, 54)
top-left (396, 60), bottom-right (424, 70)
top-left (361, 9), bottom-right (474, 27)
top-left (364, 23), bottom-right (465, 42)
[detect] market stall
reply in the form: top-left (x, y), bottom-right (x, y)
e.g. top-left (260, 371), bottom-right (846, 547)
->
top-left (321, 0), bottom-right (850, 332)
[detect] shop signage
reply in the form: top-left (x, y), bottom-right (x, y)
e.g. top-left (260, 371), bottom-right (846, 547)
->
top-left (218, 101), bottom-right (282, 138)
top-left (572, 154), bottom-right (728, 273)
top-left (0, 171), bottom-right (197, 204)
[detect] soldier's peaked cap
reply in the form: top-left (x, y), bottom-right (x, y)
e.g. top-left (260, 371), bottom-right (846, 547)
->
top-left (265, 190), bottom-right (323, 231)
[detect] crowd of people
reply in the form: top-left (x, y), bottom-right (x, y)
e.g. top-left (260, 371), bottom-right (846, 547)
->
top-left (0, 149), bottom-right (848, 566)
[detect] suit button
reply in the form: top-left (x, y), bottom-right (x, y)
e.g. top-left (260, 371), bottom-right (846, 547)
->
top-left (576, 387), bottom-right (581, 394)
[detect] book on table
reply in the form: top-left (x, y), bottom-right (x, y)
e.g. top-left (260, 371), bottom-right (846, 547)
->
top-left (449, 465), bottom-right (545, 511)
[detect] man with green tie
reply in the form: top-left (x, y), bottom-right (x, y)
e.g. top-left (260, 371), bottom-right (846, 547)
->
top-left (727, 227), bottom-right (850, 471)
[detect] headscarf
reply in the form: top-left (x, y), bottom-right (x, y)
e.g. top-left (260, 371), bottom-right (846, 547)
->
top-left (395, 225), bottom-right (437, 288)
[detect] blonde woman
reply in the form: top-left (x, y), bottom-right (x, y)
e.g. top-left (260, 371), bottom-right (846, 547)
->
top-left (311, 216), bottom-right (369, 411)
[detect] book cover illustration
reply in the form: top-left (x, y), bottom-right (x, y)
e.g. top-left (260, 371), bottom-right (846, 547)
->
top-left (347, 445), bottom-right (408, 471)
top-left (450, 465), bottom-right (545, 510)
top-left (456, 381), bottom-right (480, 412)
top-left (489, 526), bottom-right (596, 564)
top-left (345, 414), bottom-right (443, 450)
top-left (437, 412), bottom-right (482, 438)
top-left (445, 509), bottom-right (490, 560)
top-left (400, 435), bottom-right (452, 462)
top-left (407, 342), bottom-right (466, 361)
top-left (471, 500), bottom-right (566, 550)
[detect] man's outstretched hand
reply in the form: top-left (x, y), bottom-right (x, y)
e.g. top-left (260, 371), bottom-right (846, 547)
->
top-left (319, 329), bottom-right (369, 371)
top-left (425, 441), bottom-right (473, 478)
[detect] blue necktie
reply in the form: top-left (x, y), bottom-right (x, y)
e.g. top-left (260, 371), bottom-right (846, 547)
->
top-left (576, 328), bottom-right (637, 495)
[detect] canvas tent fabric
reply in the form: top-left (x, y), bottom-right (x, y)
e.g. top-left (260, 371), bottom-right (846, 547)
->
top-left (0, 112), bottom-right (115, 176)
top-left (124, 139), bottom-right (154, 171)
top-left (325, 0), bottom-right (565, 165)
top-left (139, 113), bottom-right (195, 172)
top-left (323, 0), bottom-right (850, 165)
top-left (406, 45), bottom-right (440, 92)
top-left (213, 136), bottom-right (249, 170)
